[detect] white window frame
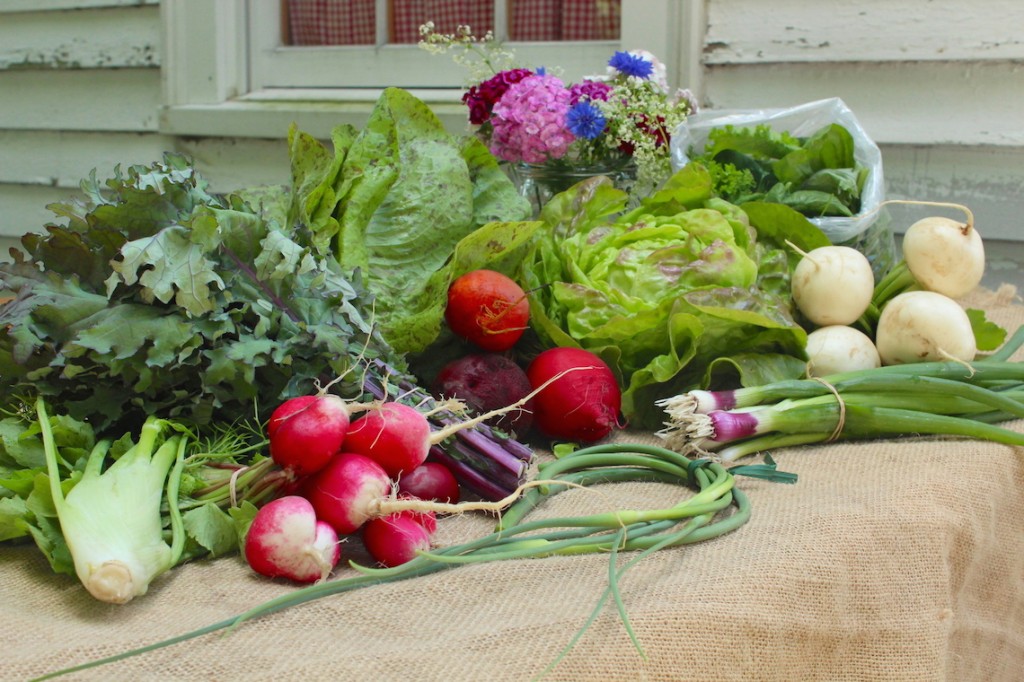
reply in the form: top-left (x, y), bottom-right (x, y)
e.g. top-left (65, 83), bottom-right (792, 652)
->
top-left (160, 0), bottom-right (705, 139)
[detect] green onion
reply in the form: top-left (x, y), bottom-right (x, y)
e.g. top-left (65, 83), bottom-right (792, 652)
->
top-left (31, 442), bottom-right (792, 681)
top-left (657, 326), bottom-right (1024, 462)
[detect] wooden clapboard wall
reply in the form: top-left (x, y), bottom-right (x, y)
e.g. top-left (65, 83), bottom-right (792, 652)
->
top-left (1, 0), bottom-right (1021, 258)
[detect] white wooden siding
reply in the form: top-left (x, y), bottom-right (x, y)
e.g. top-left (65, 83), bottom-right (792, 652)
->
top-left (703, 0), bottom-right (1024, 64)
top-left (0, 6), bottom-right (160, 70)
top-left (0, 3), bottom-right (163, 254)
top-left (1, 0), bottom-right (1022, 258)
top-left (697, 0), bottom-right (1024, 241)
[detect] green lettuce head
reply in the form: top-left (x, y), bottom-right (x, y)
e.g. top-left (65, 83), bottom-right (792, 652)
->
top-left (521, 163), bottom-right (831, 429)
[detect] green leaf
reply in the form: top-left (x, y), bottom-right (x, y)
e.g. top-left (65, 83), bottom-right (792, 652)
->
top-left (109, 225), bottom-right (225, 317)
top-left (182, 502), bottom-right (239, 557)
top-left (968, 308), bottom-right (1008, 352)
top-left (0, 419), bottom-right (47, 469)
top-left (229, 501), bottom-right (260, 549)
top-left (0, 496), bottom-right (31, 541)
top-left (773, 124), bottom-right (856, 186)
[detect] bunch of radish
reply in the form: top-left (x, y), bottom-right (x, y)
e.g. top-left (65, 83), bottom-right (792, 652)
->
top-left (248, 383), bottom-right (535, 582)
top-left (438, 269), bottom-right (623, 443)
top-left (245, 383), bottom-right (526, 582)
top-left (244, 342), bottom-right (623, 583)
top-left (791, 200), bottom-right (986, 376)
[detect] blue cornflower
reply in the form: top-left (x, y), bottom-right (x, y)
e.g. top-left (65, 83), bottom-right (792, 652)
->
top-left (565, 101), bottom-right (607, 140)
top-left (608, 51), bottom-right (654, 79)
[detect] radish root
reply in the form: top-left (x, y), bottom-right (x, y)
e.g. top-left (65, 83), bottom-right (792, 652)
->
top-left (371, 478), bottom-right (578, 518)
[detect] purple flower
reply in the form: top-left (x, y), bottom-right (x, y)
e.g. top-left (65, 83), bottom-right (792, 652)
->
top-left (608, 51), bottom-right (654, 79)
top-left (489, 74), bottom-right (574, 163)
top-left (566, 101), bottom-right (606, 140)
top-left (569, 79), bottom-right (612, 105)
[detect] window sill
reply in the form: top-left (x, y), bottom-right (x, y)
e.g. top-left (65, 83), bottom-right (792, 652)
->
top-left (159, 88), bottom-right (469, 139)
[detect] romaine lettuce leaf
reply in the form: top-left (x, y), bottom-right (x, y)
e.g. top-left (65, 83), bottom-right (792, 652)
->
top-left (285, 88), bottom-right (531, 353)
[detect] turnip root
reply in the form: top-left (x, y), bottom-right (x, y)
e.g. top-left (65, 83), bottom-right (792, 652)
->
top-left (346, 368), bottom-right (584, 477)
top-left (244, 496), bottom-right (340, 583)
top-left (791, 245), bottom-right (875, 326)
top-left (397, 461), bottom-right (461, 504)
top-left (445, 269), bottom-right (530, 352)
top-left (525, 347), bottom-right (622, 443)
top-left (805, 325), bottom-right (881, 377)
top-left (875, 290), bottom-right (976, 365)
top-left (343, 403), bottom-right (434, 478)
top-left (901, 209), bottom-right (984, 299)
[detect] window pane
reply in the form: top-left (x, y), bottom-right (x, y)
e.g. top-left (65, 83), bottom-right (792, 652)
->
top-left (283, 0), bottom-right (620, 46)
top-left (509, 0), bottom-right (620, 41)
top-left (390, 1), bottom-right (494, 44)
top-left (287, 0), bottom-right (376, 45)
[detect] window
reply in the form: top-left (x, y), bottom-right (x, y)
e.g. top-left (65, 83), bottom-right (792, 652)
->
top-left (160, 0), bottom-right (702, 139)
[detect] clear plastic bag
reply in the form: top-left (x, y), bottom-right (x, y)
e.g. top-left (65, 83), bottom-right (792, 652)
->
top-left (671, 98), bottom-right (895, 275)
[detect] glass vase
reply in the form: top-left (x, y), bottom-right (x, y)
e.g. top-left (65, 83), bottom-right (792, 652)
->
top-left (507, 159), bottom-right (639, 218)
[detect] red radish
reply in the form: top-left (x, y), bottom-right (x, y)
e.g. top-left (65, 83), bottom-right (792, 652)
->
top-left (362, 510), bottom-right (436, 568)
top-left (397, 461), bottom-right (461, 504)
top-left (434, 353), bottom-right (534, 435)
top-left (343, 403), bottom-right (433, 478)
top-left (526, 347), bottom-right (621, 443)
top-left (244, 496), bottom-right (340, 583)
top-left (346, 366), bottom-right (591, 479)
top-left (304, 452), bottom-right (392, 535)
top-left (267, 394), bottom-right (352, 477)
top-left (445, 269), bottom-right (530, 352)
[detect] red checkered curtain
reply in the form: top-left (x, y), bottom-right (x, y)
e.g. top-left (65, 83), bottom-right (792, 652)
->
top-left (285, 1), bottom-right (618, 46)
top-left (509, 0), bottom-right (620, 41)
top-left (288, 0), bottom-right (376, 45)
top-left (390, 1), bottom-right (495, 43)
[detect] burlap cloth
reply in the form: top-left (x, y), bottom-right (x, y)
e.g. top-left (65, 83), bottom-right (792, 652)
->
top-left (6, 287), bottom-right (1024, 682)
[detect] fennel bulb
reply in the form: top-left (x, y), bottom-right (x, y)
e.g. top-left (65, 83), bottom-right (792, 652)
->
top-left (37, 398), bottom-right (185, 604)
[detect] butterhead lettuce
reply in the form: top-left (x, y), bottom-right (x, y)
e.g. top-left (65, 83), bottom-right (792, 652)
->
top-left (521, 163), bottom-right (832, 429)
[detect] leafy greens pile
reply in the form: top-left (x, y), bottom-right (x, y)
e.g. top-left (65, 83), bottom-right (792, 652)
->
top-left (521, 163), bottom-right (832, 429)
top-left (286, 87), bottom-right (535, 353)
top-left (691, 123), bottom-right (868, 218)
top-left (0, 154), bottom-right (382, 434)
top-left (0, 87), bottom-right (535, 437)
top-left (0, 88), bottom-right (544, 574)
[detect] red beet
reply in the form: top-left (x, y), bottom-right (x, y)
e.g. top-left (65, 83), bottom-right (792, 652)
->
top-left (445, 270), bottom-right (529, 351)
top-left (434, 353), bottom-right (534, 436)
top-left (526, 347), bottom-right (622, 443)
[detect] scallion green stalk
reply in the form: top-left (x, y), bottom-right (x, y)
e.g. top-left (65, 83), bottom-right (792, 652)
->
top-left (31, 442), bottom-right (791, 681)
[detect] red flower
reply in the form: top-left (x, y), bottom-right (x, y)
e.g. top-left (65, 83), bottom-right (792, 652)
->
top-left (462, 68), bottom-right (533, 125)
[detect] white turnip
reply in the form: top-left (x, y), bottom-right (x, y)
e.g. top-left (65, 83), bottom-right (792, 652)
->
top-left (901, 207), bottom-right (984, 299)
top-left (244, 496), bottom-right (340, 583)
top-left (805, 325), bottom-right (881, 377)
top-left (874, 290), bottom-right (976, 365)
top-left (791, 245), bottom-right (875, 326)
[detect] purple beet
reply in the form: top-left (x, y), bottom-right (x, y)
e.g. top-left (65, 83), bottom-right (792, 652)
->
top-left (434, 353), bottom-right (534, 436)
